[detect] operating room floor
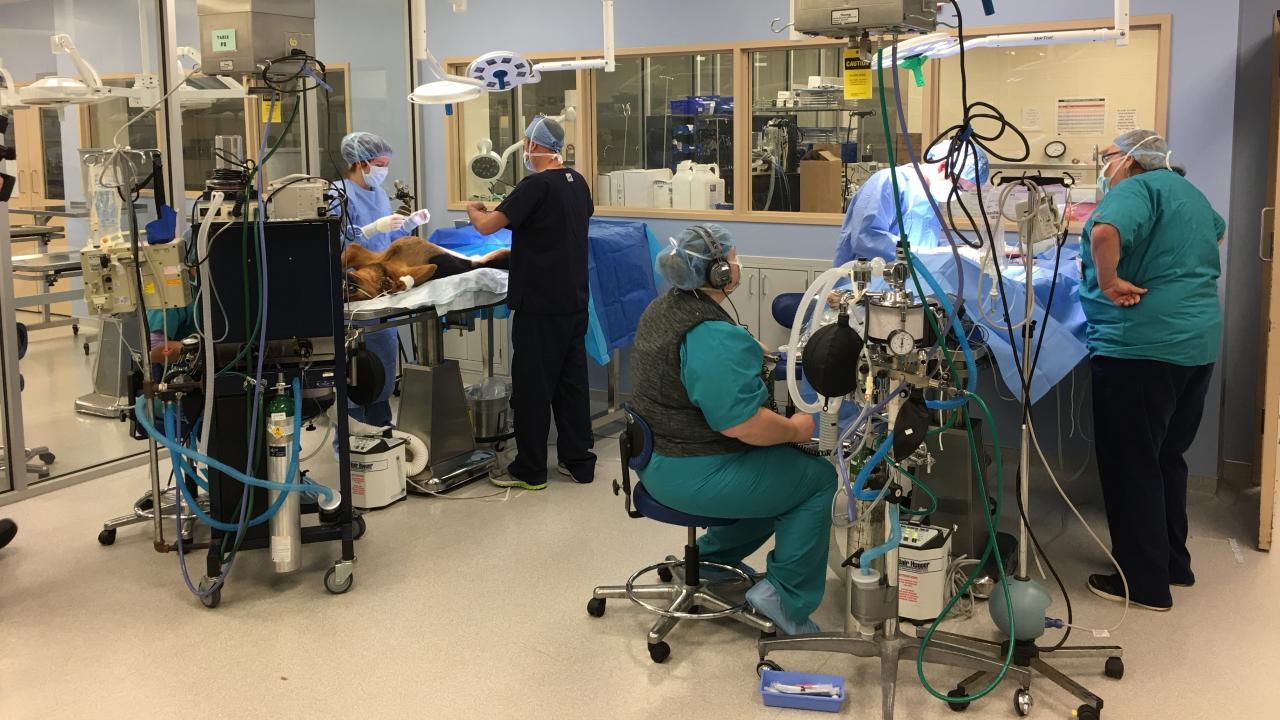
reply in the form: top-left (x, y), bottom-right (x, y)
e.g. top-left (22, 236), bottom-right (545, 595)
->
top-left (0, 433), bottom-right (1277, 719)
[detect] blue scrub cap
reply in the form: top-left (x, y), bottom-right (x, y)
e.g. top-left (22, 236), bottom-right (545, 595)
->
top-left (340, 132), bottom-right (394, 165)
top-left (657, 224), bottom-right (735, 291)
top-left (1114, 129), bottom-right (1181, 174)
top-left (925, 139), bottom-right (990, 187)
top-left (524, 116), bottom-right (566, 154)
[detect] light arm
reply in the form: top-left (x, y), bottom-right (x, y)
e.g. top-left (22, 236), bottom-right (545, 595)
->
top-left (51, 34), bottom-right (102, 91)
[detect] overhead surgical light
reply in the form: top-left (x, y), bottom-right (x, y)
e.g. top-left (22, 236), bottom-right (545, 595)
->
top-left (411, 0), bottom-right (616, 106)
top-left (17, 34), bottom-right (107, 107)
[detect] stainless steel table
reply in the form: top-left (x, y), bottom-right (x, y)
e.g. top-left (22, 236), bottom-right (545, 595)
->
top-left (11, 251), bottom-right (83, 333)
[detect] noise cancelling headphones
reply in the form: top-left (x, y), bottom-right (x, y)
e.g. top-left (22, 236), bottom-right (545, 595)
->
top-left (690, 225), bottom-right (733, 290)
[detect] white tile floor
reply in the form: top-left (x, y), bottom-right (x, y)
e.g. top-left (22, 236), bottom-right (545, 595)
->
top-left (1, 431), bottom-right (1278, 719)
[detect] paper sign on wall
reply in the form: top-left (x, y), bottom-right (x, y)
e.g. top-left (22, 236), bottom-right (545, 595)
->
top-left (1021, 107), bottom-right (1042, 130)
top-left (1116, 108), bottom-right (1138, 134)
top-left (1056, 97), bottom-right (1107, 136)
top-left (844, 49), bottom-right (873, 101)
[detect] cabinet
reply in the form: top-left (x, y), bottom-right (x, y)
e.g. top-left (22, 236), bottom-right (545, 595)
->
top-left (737, 257), bottom-right (830, 350)
top-left (8, 106), bottom-right (65, 208)
top-left (442, 315), bottom-right (510, 379)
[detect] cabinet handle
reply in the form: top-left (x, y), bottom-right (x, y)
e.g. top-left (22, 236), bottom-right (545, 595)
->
top-left (1262, 207), bottom-right (1275, 262)
top-left (31, 168), bottom-right (38, 193)
top-left (761, 274), bottom-right (768, 295)
top-left (749, 274), bottom-right (756, 296)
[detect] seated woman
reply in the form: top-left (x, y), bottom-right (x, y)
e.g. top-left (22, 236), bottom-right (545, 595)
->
top-left (631, 224), bottom-right (836, 635)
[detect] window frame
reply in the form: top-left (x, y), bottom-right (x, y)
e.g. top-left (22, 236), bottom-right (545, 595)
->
top-left (442, 17), bottom-right (1170, 227)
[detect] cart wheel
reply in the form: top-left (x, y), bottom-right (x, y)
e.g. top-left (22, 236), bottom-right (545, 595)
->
top-left (946, 688), bottom-right (970, 712)
top-left (324, 565), bottom-right (354, 594)
top-left (38, 452), bottom-right (55, 465)
top-left (586, 598), bottom-right (606, 617)
top-left (97, 528), bottom-right (117, 546)
top-left (1013, 688), bottom-right (1033, 717)
top-left (657, 566), bottom-right (674, 583)
top-left (1076, 705), bottom-right (1100, 720)
top-left (72, 324), bottom-right (79, 336)
top-left (198, 578), bottom-right (221, 609)
top-left (83, 342), bottom-right (90, 356)
top-left (1104, 656), bottom-right (1124, 680)
top-left (353, 515), bottom-right (367, 540)
top-left (648, 641), bottom-right (671, 664)
top-left (756, 659), bottom-right (782, 676)
top-left (494, 441), bottom-right (506, 452)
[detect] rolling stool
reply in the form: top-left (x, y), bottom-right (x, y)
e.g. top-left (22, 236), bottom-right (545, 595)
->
top-left (587, 407), bottom-right (775, 664)
top-left (0, 323), bottom-right (55, 477)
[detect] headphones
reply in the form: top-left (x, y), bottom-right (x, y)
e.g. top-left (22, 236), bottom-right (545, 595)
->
top-left (689, 225), bottom-right (733, 290)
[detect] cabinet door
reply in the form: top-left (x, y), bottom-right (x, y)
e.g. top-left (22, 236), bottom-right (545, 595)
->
top-left (758, 268), bottom-right (811, 352)
top-left (734, 268), bottom-right (762, 339)
top-left (8, 107), bottom-right (40, 208)
top-left (1259, 11), bottom-right (1280, 551)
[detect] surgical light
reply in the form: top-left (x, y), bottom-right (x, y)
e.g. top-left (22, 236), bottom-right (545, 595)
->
top-left (17, 34), bottom-right (107, 107)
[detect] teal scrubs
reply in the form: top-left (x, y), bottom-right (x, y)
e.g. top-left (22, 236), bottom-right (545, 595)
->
top-left (147, 306), bottom-right (198, 342)
top-left (1081, 170), bottom-right (1225, 365)
top-left (640, 320), bottom-right (836, 625)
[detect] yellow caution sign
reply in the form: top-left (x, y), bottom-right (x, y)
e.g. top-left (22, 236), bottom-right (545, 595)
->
top-left (844, 49), bottom-right (873, 101)
top-left (260, 97), bottom-right (283, 124)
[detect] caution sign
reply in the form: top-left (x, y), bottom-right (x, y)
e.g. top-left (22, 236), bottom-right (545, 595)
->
top-left (843, 49), bottom-right (873, 101)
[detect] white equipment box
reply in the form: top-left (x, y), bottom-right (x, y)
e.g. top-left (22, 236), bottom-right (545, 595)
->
top-left (898, 522), bottom-right (952, 624)
top-left (350, 435), bottom-right (408, 510)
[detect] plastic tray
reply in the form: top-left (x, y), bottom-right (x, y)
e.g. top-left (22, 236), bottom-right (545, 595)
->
top-left (759, 670), bottom-right (847, 713)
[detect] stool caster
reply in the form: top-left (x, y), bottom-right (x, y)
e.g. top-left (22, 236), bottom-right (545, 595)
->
top-left (1076, 705), bottom-right (1100, 720)
top-left (1104, 656), bottom-right (1124, 680)
top-left (756, 659), bottom-right (782, 676)
top-left (586, 598), bottom-right (606, 617)
top-left (946, 688), bottom-right (970, 712)
top-left (1013, 688), bottom-right (1032, 717)
top-left (648, 641), bottom-right (670, 664)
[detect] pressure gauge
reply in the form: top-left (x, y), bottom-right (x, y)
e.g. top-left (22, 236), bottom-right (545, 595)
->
top-left (1045, 140), bottom-right (1067, 159)
top-left (887, 329), bottom-right (916, 356)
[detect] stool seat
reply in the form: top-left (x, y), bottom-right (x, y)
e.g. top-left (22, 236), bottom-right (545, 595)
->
top-left (634, 483), bottom-right (736, 528)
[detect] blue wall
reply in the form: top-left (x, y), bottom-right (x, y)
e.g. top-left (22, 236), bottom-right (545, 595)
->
top-left (423, 0), bottom-right (1245, 479)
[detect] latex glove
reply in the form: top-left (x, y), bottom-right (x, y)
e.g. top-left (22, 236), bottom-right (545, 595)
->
top-left (403, 208), bottom-right (430, 230)
top-left (360, 214), bottom-right (407, 238)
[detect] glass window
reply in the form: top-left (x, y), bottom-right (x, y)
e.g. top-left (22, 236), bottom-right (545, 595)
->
top-left (750, 46), bottom-right (910, 214)
top-left (593, 52), bottom-right (734, 211)
top-left (935, 26), bottom-right (1162, 189)
top-left (454, 60), bottom-right (579, 203)
top-left (180, 97), bottom-right (247, 192)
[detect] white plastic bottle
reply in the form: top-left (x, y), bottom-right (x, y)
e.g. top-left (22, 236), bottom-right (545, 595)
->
top-left (691, 163), bottom-right (721, 210)
top-left (672, 160), bottom-right (695, 209)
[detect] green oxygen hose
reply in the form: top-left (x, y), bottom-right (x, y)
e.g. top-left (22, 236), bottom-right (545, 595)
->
top-left (873, 48), bottom-right (1017, 705)
top-left (887, 459), bottom-right (939, 516)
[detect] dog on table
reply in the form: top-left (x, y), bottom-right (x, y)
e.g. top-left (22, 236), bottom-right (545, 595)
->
top-left (342, 237), bottom-right (510, 301)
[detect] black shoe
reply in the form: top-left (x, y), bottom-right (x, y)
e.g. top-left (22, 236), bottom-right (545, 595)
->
top-left (0, 518), bottom-right (16, 551)
top-left (1087, 573), bottom-right (1171, 612)
top-left (1170, 574), bottom-right (1195, 588)
top-left (556, 462), bottom-right (594, 484)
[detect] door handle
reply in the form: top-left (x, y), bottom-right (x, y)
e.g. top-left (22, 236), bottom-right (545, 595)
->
top-left (1262, 207), bottom-right (1275, 262)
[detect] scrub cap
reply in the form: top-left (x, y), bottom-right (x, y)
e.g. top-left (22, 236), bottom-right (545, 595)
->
top-left (524, 116), bottom-right (566, 154)
top-left (340, 132), bottom-right (394, 165)
top-left (1114, 129), bottom-right (1181, 173)
top-left (926, 139), bottom-right (990, 187)
top-left (657, 224), bottom-right (735, 291)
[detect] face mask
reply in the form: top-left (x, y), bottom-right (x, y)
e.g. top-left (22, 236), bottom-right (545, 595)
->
top-left (1098, 135), bottom-right (1171, 197)
top-left (522, 142), bottom-right (561, 172)
top-left (363, 164), bottom-right (388, 187)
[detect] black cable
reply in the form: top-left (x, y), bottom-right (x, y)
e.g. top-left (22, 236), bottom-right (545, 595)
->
top-left (942, 0), bottom-right (1075, 650)
top-left (260, 52), bottom-right (328, 95)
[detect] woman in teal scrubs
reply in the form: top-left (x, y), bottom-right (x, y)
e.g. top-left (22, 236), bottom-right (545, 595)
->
top-left (1081, 130), bottom-right (1224, 612)
top-left (630, 224), bottom-right (836, 635)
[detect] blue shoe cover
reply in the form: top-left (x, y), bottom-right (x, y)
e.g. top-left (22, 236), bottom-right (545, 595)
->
top-left (746, 578), bottom-right (821, 635)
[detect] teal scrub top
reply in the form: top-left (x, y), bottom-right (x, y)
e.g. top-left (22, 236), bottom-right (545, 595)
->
top-left (146, 305), bottom-right (198, 341)
top-left (1081, 170), bottom-right (1224, 366)
top-left (677, 320), bottom-right (768, 434)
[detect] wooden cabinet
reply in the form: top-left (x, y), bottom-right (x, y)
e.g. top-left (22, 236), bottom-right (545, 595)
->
top-left (442, 315), bottom-right (510, 379)
top-left (738, 256), bottom-right (830, 349)
top-left (8, 106), bottom-right (65, 209)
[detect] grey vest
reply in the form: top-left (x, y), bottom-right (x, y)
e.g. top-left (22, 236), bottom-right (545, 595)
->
top-left (631, 289), bottom-right (755, 457)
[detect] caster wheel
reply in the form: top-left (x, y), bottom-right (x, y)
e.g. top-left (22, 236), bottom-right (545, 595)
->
top-left (586, 598), bottom-right (606, 617)
top-left (324, 566), bottom-right (354, 594)
top-left (1076, 705), bottom-right (1100, 720)
top-left (1013, 688), bottom-right (1032, 717)
top-left (197, 578), bottom-right (220, 609)
top-left (946, 688), bottom-right (970, 712)
top-left (83, 343), bottom-right (90, 356)
top-left (648, 641), bottom-right (671, 664)
top-left (1104, 656), bottom-right (1124, 680)
top-left (756, 660), bottom-right (782, 676)
top-left (657, 566), bottom-right (674, 583)
top-left (38, 452), bottom-right (55, 465)
top-left (97, 528), bottom-right (117, 546)
top-left (73, 324), bottom-right (79, 336)
top-left (352, 515), bottom-right (367, 540)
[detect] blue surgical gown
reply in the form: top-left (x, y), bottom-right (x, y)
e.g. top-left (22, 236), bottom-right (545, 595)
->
top-left (835, 166), bottom-right (943, 264)
top-left (336, 178), bottom-right (412, 426)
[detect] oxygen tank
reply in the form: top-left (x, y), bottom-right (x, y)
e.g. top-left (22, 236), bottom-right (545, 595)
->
top-left (266, 375), bottom-right (301, 574)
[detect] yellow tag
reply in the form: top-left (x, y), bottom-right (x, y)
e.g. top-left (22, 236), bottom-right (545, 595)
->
top-left (844, 49), bottom-right (873, 101)
top-left (165, 278), bottom-right (182, 286)
top-left (143, 282), bottom-right (156, 295)
top-left (260, 97), bottom-right (283, 124)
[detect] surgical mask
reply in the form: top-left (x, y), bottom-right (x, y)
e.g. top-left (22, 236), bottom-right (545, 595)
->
top-left (363, 164), bottom-right (388, 187)
top-left (1097, 135), bottom-right (1171, 197)
top-left (523, 141), bottom-right (562, 172)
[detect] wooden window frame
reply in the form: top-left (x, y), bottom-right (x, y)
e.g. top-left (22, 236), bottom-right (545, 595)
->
top-left (442, 20), bottom-right (1169, 227)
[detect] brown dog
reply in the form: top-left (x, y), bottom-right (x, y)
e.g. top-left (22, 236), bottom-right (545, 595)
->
top-left (342, 237), bottom-right (510, 301)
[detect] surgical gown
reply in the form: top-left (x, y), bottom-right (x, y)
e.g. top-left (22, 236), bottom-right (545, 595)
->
top-left (835, 166), bottom-right (942, 264)
top-left (336, 178), bottom-right (413, 426)
top-left (640, 320), bottom-right (836, 626)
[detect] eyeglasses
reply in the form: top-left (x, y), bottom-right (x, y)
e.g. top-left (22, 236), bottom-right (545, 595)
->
top-left (1100, 151), bottom-right (1123, 163)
